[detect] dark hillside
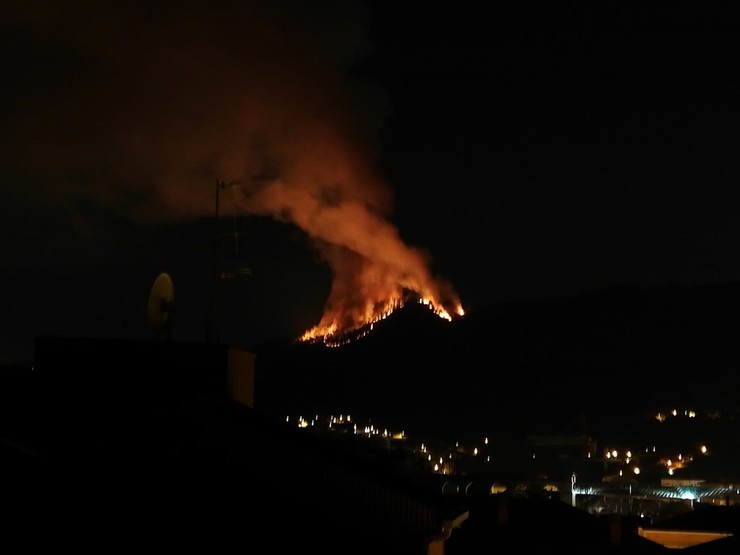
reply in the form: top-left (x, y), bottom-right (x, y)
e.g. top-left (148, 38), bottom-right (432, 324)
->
top-left (253, 282), bottom-right (740, 438)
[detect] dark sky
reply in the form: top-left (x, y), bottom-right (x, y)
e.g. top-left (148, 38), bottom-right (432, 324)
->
top-left (2, 0), bottom-right (740, 363)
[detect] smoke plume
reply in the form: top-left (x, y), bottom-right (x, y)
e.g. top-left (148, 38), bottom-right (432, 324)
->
top-left (3, 0), bottom-right (462, 339)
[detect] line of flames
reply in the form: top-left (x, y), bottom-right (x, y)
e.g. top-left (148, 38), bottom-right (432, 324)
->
top-left (299, 296), bottom-right (463, 348)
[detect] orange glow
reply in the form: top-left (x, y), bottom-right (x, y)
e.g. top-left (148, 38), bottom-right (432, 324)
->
top-left (300, 294), bottom-right (464, 346)
top-left (3, 2), bottom-right (466, 351)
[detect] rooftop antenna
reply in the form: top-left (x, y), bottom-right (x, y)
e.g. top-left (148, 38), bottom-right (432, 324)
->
top-left (206, 178), bottom-right (251, 343)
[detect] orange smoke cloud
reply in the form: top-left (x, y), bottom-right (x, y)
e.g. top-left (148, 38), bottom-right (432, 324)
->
top-left (4, 0), bottom-right (463, 341)
top-left (228, 172), bottom-right (464, 341)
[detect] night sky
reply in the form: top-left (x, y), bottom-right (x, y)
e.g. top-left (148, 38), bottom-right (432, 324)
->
top-left (3, 1), bottom-right (740, 364)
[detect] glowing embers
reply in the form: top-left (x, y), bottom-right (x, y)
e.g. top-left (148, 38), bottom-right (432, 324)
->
top-left (299, 295), bottom-right (463, 347)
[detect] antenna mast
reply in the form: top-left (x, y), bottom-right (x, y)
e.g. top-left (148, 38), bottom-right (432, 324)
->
top-left (205, 178), bottom-right (222, 343)
top-left (206, 178), bottom-right (251, 343)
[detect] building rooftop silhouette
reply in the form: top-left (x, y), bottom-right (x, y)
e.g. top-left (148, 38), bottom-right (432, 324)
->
top-left (2, 335), bottom-right (738, 554)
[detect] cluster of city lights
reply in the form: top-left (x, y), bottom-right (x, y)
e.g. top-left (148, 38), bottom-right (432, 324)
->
top-left (286, 413), bottom-right (497, 475)
top-left (418, 438), bottom-right (494, 474)
top-left (601, 442), bottom-right (709, 477)
top-left (286, 406), bottom-right (719, 480)
top-left (655, 408), bottom-right (698, 422)
top-left (286, 413), bottom-right (405, 440)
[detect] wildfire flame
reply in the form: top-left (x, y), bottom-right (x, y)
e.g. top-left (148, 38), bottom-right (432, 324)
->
top-left (224, 175), bottom-right (466, 348)
top-left (4, 1), bottom-right (466, 347)
top-left (300, 291), bottom-right (465, 347)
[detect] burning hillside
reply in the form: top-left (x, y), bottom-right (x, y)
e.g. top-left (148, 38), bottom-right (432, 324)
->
top-left (3, 1), bottom-right (464, 347)
top-left (282, 229), bottom-right (466, 347)
top-left (300, 292), bottom-right (465, 347)
top-left (226, 176), bottom-right (466, 347)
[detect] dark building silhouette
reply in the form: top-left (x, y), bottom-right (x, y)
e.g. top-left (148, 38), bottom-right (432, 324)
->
top-left (2, 320), bottom-right (739, 553)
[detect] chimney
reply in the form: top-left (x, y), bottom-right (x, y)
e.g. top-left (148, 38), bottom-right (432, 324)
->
top-left (497, 496), bottom-right (509, 526)
top-left (609, 514), bottom-right (622, 545)
top-left (226, 347), bottom-right (256, 408)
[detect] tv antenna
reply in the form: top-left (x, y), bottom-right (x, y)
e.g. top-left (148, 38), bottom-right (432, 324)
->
top-left (206, 178), bottom-right (252, 343)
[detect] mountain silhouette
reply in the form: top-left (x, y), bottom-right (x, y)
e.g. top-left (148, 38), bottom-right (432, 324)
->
top-left (252, 281), bottom-right (740, 439)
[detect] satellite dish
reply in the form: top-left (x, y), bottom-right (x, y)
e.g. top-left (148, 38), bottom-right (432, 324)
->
top-left (147, 272), bottom-right (175, 339)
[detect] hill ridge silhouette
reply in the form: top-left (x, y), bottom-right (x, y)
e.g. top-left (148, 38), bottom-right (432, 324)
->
top-left (253, 280), bottom-right (740, 433)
